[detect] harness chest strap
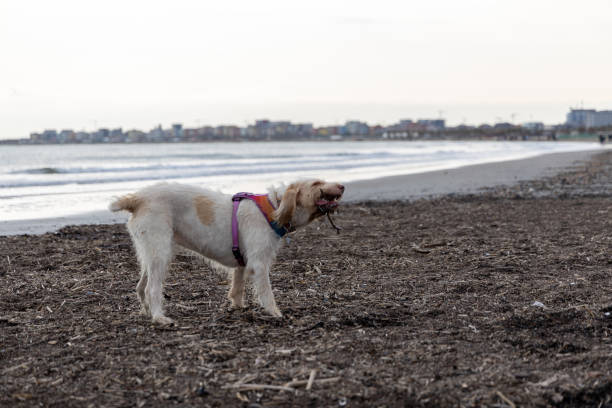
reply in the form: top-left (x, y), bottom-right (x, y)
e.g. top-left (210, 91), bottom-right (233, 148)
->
top-left (231, 193), bottom-right (290, 267)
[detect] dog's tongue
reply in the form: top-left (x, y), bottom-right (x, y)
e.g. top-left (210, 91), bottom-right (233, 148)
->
top-left (316, 200), bottom-right (339, 212)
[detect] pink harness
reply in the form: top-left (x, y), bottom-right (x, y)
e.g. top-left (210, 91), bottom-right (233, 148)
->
top-left (231, 193), bottom-right (291, 267)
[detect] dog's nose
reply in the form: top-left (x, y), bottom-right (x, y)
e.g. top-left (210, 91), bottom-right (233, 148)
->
top-left (337, 184), bottom-right (345, 192)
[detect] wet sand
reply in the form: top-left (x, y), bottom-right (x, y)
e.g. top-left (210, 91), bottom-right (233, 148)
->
top-left (344, 149), bottom-right (604, 202)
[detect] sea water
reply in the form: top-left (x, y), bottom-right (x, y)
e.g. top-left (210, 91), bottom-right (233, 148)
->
top-left (0, 140), bottom-right (604, 221)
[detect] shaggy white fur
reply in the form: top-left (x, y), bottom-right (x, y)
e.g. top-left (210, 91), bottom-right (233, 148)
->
top-left (109, 179), bottom-right (344, 325)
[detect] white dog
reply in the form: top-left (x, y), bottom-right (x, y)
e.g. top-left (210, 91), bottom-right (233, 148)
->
top-left (110, 179), bottom-right (344, 325)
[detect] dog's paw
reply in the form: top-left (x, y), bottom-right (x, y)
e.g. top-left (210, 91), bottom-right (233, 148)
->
top-left (268, 308), bottom-right (283, 318)
top-left (152, 315), bottom-right (175, 326)
top-left (229, 300), bottom-right (246, 309)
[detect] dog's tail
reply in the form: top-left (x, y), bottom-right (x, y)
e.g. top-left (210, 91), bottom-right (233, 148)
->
top-left (109, 194), bottom-right (143, 213)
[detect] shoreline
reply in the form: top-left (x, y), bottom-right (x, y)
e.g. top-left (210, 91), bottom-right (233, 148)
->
top-left (343, 148), bottom-right (602, 202)
top-left (1, 135), bottom-right (609, 145)
top-left (0, 148), bottom-right (604, 236)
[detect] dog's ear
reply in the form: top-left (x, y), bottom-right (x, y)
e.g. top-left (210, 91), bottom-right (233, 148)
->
top-left (273, 185), bottom-right (298, 226)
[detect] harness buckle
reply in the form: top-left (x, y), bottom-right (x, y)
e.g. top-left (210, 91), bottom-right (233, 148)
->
top-left (232, 192), bottom-right (249, 202)
top-left (232, 246), bottom-right (245, 266)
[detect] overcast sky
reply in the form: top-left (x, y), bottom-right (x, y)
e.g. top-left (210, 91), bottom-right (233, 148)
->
top-left (1, 0), bottom-right (611, 139)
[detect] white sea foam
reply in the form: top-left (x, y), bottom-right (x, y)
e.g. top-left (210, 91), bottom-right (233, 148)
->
top-left (0, 140), bottom-right (606, 221)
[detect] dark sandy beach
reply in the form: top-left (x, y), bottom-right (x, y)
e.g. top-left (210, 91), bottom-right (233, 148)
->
top-left (1, 150), bottom-right (611, 407)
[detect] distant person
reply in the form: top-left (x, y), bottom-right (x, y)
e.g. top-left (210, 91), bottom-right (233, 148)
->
top-left (600, 134), bottom-right (606, 144)
top-left (608, 134), bottom-right (612, 142)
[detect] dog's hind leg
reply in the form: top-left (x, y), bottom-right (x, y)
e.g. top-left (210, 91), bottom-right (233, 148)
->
top-left (129, 215), bottom-right (175, 325)
top-left (145, 244), bottom-right (174, 325)
top-left (135, 264), bottom-right (149, 316)
top-left (248, 262), bottom-right (282, 317)
top-left (128, 232), bottom-right (151, 317)
top-left (228, 267), bottom-right (247, 309)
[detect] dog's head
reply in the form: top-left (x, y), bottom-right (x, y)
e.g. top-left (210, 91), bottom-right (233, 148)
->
top-left (273, 179), bottom-right (345, 228)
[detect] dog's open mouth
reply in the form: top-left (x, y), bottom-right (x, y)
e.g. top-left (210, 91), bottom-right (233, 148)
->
top-left (315, 199), bottom-right (339, 213)
top-left (316, 191), bottom-right (343, 233)
top-left (316, 192), bottom-right (342, 214)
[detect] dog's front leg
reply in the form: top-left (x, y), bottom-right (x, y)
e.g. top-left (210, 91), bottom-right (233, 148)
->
top-left (228, 267), bottom-right (247, 308)
top-left (248, 263), bottom-right (282, 317)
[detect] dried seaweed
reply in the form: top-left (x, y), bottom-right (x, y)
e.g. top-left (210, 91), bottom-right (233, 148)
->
top-left (1, 151), bottom-right (611, 407)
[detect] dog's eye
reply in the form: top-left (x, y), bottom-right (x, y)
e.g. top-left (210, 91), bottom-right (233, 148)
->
top-left (311, 181), bottom-right (323, 187)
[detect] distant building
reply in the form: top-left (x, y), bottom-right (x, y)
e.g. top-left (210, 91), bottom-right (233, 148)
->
top-left (226, 125), bottom-right (242, 139)
top-left (522, 122), bottom-right (545, 132)
top-left (30, 132), bottom-right (42, 143)
top-left (244, 120), bottom-right (313, 139)
top-left (345, 121), bottom-right (369, 136)
top-left (199, 126), bottom-right (215, 140)
top-left (594, 111), bottom-right (612, 127)
top-left (417, 119), bottom-right (445, 131)
top-left (171, 124), bottom-right (183, 140)
top-left (319, 125), bottom-right (344, 137)
top-left (39, 129), bottom-right (58, 143)
top-left (493, 122), bottom-right (515, 130)
top-left (58, 129), bottom-right (75, 143)
top-left (92, 128), bottom-right (110, 143)
top-left (214, 125), bottom-right (241, 140)
top-left (270, 121), bottom-right (291, 138)
top-left (287, 123), bottom-right (313, 138)
top-left (369, 125), bottom-right (384, 137)
top-left (126, 129), bottom-right (146, 143)
top-left (76, 131), bottom-right (90, 143)
top-left (249, 120), bottom-right (271, 139)
top-left (566, 108), bottom-right (612, 128)
top-left (109, 128), bottom-right (124, 143)
top-left (566, 109), bottom-right (596, 127)
top-left (182, 128), bottom-right (198, 142)
top-left (148, 125), bottom-right (164, 141)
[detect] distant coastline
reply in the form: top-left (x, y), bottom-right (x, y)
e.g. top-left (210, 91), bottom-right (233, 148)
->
top-left (1, 133), bottom-right (609, 145)
top-left (2, 131), bottom-right (610, 145)
top-left (3, 108), bottom-right (612, 145)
